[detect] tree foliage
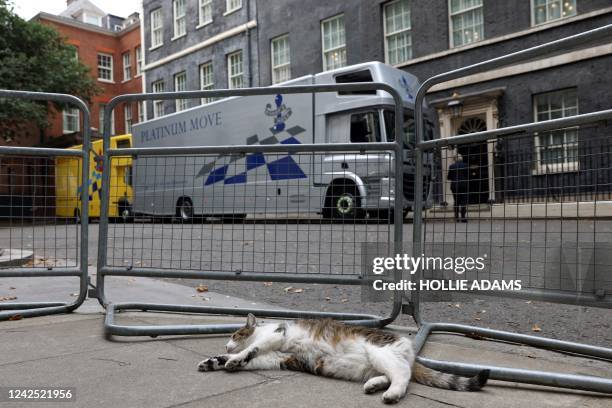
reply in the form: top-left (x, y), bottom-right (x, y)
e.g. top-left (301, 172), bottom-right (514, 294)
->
top-left (0, 0), bottom-right (100, 141)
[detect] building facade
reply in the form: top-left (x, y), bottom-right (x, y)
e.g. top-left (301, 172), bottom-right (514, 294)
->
top-left (142, 0), bottom-right (258, 119)
top-left (142, 0), bottom-right (612, 205)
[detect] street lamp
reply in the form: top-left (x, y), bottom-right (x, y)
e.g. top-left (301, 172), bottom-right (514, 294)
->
top-left (447, 99), bottom-right (463, 118)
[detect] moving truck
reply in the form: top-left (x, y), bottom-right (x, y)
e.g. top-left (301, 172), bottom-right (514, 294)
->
top-left (131, 62), bottom-right (432, 221)
top-left (56, 134), bottom-right (133, 221)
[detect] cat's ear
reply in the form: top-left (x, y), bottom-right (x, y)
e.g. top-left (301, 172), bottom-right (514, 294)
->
top-left (246, 313), bottom-right (257, 328)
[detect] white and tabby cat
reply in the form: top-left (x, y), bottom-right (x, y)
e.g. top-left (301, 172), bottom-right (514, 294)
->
top-left (197, 314), bottom-right (489, 404)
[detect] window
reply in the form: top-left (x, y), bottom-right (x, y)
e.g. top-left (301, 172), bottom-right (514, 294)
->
top-left (68, 45), bottom-right (79, 61)
top-left (124, 104), bottom-right (133, 134)
top-left (84, 13), bottom-right (102, 26)
top-left (152, 80), bottom-right (165, 118)
top-left (200, 62), bottom-right (214, 104)
top-left (449, 0), bottom-right (484, 47)
top-left (150, 8), bottom-right (163, 48)
top-left (199, 0), bottom-right (213, 25)
top-left (532, 0), bottom-right (576, 25)
top-left (383, 110), bottom-right (416, 146)
top-left (271, 35), bottom-right (291, 84)
top-left (138, 101), bottom-right (146, 123)
top-left (227, 51), bottom-right (244, 89)
top-left (99, 104), bottom-right (115, 135)
top-left (174, 71), bottom-right (188, 111)
top-left (321, 14), bottom-right (346, 71)
top-left (226, 0), bottom-right (242, 13)
top-left (173, 0), bottom-right (186, 39)
top-left (97, 53), bottom-right (113, 81)
top-left (534, 89), bottom-right (579, 172)
top-left (350, 112), bottom-right (381, 143)
top-left (122, 52), bottom-right (131, 81)
top-left (384, 0), bottom-right (412, 65)
top-left (62, 108), bottom-right (80, 133)
top-left (136, 46), bottom-right (142, 76)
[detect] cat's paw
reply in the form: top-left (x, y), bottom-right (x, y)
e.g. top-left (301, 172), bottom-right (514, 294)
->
top-left (197, 355), bottom-right (229, 372)
top-left (363, 376), bottom-right (390, 394)
top-left (224, 356), bottom-right (247, 371)
top-left (382, 390), bottom-right (401, 404)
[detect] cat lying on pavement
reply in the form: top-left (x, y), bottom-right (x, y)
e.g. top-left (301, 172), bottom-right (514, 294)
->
top-left (198, 314), bottom-right (489, 404)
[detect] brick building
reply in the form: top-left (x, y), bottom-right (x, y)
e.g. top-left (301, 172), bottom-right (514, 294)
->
top-left (33, 0), bottom-right (143, 146)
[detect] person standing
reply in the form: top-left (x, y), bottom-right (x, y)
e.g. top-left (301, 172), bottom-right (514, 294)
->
top-left (448, 153), bottom-right (469, 223)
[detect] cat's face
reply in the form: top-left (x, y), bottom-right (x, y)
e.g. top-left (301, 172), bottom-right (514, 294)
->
top-left (226, 313), bottom-right (257, 353)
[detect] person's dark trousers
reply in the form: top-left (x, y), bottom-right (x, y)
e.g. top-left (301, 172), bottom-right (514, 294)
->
top-left (453, 191), bottom-right (468, 222)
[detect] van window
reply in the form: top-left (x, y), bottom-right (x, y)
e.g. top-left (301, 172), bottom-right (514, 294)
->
top-left (383, 110), bottom-right (415, 146)
top-left (116, 138), bottom-right (131, 149)
top-left (350, 112), bottom-right (381, 143)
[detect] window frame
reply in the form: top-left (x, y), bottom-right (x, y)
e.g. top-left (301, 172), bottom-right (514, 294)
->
top-left (97, 52), bottom-right (114, 82)
top-left (199, 61), bottom-right (214, 104)
top-left (62, 108), bottom-right (80, 134)
top-left (227, 51), bottom-right (244, 89)
top-left (172, 0), bottom-right (187, 40)
top-left (530, 0), bottom-right (577, 26)
top-left (271, 34), bottom-right (291, 84)
top-left (321, 14), bottom-right (347, 71)
top-left (99, 104), bottom-right (115, 136)
top-left (122, 51), bottom-right (132, 81)
top-left (533, 88), bottom-right (579, 174)
top-left (150, 8), bottom-right (164, 49)
top-left (138, 100), bottom-right (146, 123)
top-left (448, 0), bottom-right (485, 48)
top-left (383, 0), bottom-right (412, 65)
top-left (174, 71), bottom-right (188, 112)
top-left (198, 0), bottom-right (213, 27)
top-left (135, 46), bottom-right (142, 76)
top-left (225, 0), bottom-right (242, 15)
top-left (124, 104), bottom-right (133, 134)
top-left (152, 80), bottom-right (165, 118)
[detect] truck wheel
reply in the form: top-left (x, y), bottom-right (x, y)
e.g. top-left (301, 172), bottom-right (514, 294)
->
top-left (327, 185), bottom-right (364, 221)
top-left (177, 198), bottom-right (194, 222)
top-left (118, 202), bottom-right (133, 223)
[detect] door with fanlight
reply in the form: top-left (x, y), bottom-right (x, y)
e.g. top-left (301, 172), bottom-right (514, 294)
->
top-left (456, 117), bottom-right (489, 204)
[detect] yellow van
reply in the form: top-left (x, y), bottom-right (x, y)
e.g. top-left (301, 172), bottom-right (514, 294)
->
top-left (56, 134), bottom-right (133, 221)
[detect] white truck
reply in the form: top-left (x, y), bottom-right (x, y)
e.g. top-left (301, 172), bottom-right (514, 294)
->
top-left (131, 61), bottom-right (432, 221)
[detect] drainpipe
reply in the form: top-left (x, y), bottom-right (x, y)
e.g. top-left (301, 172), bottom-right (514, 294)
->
top-left (247, 0), bottom-right (253, 87)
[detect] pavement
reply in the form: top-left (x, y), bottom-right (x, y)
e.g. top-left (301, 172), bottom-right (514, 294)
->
top-left (1, 275), bottom-right (611, 408)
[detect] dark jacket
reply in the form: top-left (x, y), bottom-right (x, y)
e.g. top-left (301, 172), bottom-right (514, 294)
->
top-left (448, 161), bottom-right (469, 193)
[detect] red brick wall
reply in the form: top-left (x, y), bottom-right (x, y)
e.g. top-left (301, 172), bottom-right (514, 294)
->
top-left (39, 18), bottom-right (142, 143)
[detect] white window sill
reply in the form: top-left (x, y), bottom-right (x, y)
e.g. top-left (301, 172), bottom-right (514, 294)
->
top-left (223, 7), bottom-right (241, 17)
top-left (149, 44), bottom-right (163, 51)
top-left (135, 74), bottom-right (142, 78)
top-left (63, 130), bottom-right (79, 134)
top-left (121, 78), bottom-right (132, 83)
top-left (98, 79), bottom-right (115, 84)
top-left (196, 20), bottom-right (213, 30)
top-left (171, 33), bottom-right (186, 42)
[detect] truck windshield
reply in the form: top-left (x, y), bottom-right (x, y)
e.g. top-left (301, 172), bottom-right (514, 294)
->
top-left (383, 110), bottom-right (416, 147)
top-left (350, 111), bottom-right (381, 143)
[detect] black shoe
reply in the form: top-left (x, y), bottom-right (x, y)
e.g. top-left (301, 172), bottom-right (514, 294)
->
top-left (461, 219), bottom-right (467, 223)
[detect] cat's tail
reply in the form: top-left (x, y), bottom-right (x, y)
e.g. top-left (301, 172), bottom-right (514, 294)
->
top-left (412, 363), bottom-right (489, 391)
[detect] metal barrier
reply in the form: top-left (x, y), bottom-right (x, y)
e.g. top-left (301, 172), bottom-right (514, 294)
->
top-left (0, 90), bottom-right (90, 321)
top-left (97, 83), bottom-right (407, 336)
top-left (412, 25), bottom-right (612, 393)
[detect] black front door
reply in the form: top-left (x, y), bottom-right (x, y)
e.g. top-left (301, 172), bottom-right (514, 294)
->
top-left (457, 117), bottom-right (489, 204)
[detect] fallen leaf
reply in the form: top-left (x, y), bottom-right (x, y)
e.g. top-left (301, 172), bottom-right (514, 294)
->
top-left (527, 354), bottom-right (536, 359)
top-left (0, 296), bottom-right (17, 302)
top-left (474, 317), bottom-right (481, 321)
top-left (284, 287), bottom-right (304, 294)
top-left (341, 298), bottom-right (348, 303)
top-left (325, 297), bottom-right (331, 301)
top-left (9, 315), bottom-right (23, 321)
top-left (532, 324), bottom-right (542, 332)
top-left (70, 293), bottom-right (79, 297)
top-left (454, 303), bottom-right (461, 308)
top-left (196, 284), bottom-right (209, 293)
top-left (263, 282), bottom-right (273, 287)
top-left (9, 287), bottom-right (16, 290)
top-left (526, 301), bottom-right (532, 304)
